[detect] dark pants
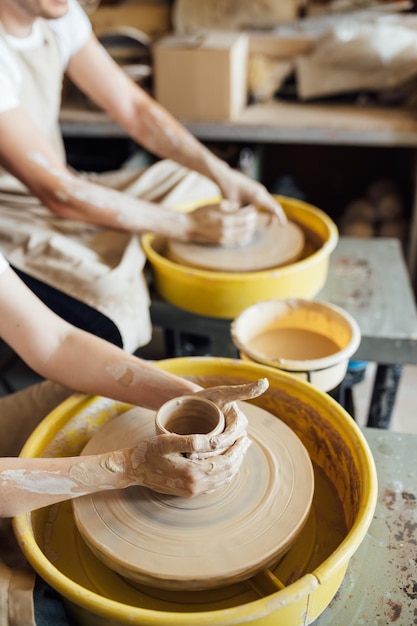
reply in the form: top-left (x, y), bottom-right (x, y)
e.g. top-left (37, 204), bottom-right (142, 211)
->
top-left (12, 267), bottom-right (123, 348)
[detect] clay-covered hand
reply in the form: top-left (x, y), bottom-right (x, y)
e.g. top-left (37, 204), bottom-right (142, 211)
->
top-left (99, 379), bottom-right (269, 498)
top-left (211, 163), bottom-right (287, 225)
top-left (114, 432), bottom-right (251, 497)
top-left (184, 201), bottom-right (258, 246)
top-left (195, 378), bottom-right (269, 451)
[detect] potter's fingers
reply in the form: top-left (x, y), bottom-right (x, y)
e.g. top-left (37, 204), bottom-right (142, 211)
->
top-left (187, 204), bottom-right (258, 247)
top-left (224, 403), bottom-right (248, 436)
top-left (196, 378), bottom-right (268, 409)
top-left (202, 436), bottom-right (252, 493)
top-left (150, 436), bottom-right (250, 493)
top-left (219, 201), bottom-right (258, 220)
top-left (219, 207), bottom-right (259, 247)
top-left (201, 430), bottom-right (250, 458)
top-left (138, 436), bottom-right (252, 498)
top-left (253, 190), bottom-right (287, 226)
top-left (209, 404), bottom-right (248, 450)
top-left (194, 435), bottom-right (251, 477)
top-left (219, 435), bottom-right (252, 471)
top-left (146, 433), bottom-right (218, 456)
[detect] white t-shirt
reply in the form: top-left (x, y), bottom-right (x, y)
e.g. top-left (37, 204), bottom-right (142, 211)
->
top-left (0, 0), bottom-right (91, 113)
top-left (0, 251), bottom-right (8, 275)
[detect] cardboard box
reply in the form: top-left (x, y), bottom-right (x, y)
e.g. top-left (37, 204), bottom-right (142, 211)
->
top-left (153, 31), bottom-right (249, 121)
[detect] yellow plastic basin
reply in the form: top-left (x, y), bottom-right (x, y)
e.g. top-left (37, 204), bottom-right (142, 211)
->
top-left (13, 357), bottom-right (377, 626)
top-left (142, 196), bottom-right (338, 318)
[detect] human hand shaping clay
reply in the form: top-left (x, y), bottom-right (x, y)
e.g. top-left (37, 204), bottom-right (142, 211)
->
top-left (109, 378), bottom-right (269, 497)
top-left (0, 429), bottom-right (251, 515)
top-left (0, 380), bottom-right (269, 515)
top-left (184, 190), bottom-right (286, 247)
top-left (184, 201), bottom-right (258, 246)
top-left (110, 432), bottom-right (251, 498)
top-left (210, 163), bottom-right (287, 226)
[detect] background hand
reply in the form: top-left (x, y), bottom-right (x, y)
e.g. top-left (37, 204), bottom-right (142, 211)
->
top-left (212, 165), bottom-right (287, 225)
top-left (185, 201), bottom-right (258, 246)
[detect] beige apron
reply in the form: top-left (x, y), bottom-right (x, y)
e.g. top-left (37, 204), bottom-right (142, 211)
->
top-left (0, 379), bottom-right (74, 626)
top-left (0, 19), bottom-right (219, 353)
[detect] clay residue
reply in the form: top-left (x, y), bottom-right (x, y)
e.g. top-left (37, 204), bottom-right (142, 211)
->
top-left (247, 328), bottom-right (340, 361)
top-left (69, 453), bottom-right (124, 490)
top-left (376, 486), bottom-right (417, 621)
top-left (332, 256), bottom-right (373, 309)
top-left (107, 361), bottom-right (142, 387)
top-left (41, 396), bottom-right (128, 458)
top-left (1, 469), bottom-right (81, 495)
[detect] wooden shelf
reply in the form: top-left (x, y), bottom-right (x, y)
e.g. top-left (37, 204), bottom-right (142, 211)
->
top-left (60, 100), bottom-right (417, 147)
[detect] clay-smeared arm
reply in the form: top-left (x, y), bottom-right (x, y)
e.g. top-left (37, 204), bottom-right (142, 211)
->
top-left (0, 380), bottom-right (270, 516)
top-left (0, 433), bottom-right (250, 517)
top-left (67, 34), bottom-right (286, 226)
top-left (0, 28), bottom-right (285, 247)
top-left (0, 264), bottom-right (200, 410)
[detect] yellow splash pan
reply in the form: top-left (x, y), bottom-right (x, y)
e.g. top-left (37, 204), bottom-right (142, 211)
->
top-left (13, 358), bottom-right (377, 626)
top-left (141, 196), bottom-right (338, 318)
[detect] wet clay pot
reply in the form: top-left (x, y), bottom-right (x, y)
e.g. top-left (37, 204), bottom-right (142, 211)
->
top-left (155, 395), bottom-right (225, 436)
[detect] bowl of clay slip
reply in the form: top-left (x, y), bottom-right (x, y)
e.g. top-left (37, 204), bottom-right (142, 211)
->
top-left (231, 298), bottom-right (361, 392)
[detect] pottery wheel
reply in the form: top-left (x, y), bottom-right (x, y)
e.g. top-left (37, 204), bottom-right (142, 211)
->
top-left (73, 402), bottom-right (314, 591)
top-left (166, 215), bottom-right (305, 272)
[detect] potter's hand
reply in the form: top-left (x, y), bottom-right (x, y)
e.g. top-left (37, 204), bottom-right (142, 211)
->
top-left (121, 433), bottom-right (251, 497)
top-left (195, 378), bottom-right (269, 450)
top-left (105, 379), bottom-right (269, 498)
top-left (184, 201), bottom-right (258, 247)
top-left (210, 163), bottom-right (287, 226)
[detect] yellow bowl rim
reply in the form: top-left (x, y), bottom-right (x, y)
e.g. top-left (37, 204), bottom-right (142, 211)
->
top-left (230, 298), bottom-right (362, 371)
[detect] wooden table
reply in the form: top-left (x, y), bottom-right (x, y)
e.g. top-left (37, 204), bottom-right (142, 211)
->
top-left (313, 427), bottom-right (417, 625)
top-left (319, 236), bottom-right (417, 427)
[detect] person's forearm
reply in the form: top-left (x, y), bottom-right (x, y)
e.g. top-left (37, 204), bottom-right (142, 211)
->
top-left (1, 267), bottom-right (199, 406)
top-left (66, 35), bottom-right (228, 189)
top-left (27, 155), bottom-right (192, 237)
top-left (119, 93), bottom-right (229, 186)
top-left (116, 94), bottom-right (285, 220)
top-left (36, 328), bottom-right (200, 410)
top-left (0, 449), bottom-right (141, 516)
